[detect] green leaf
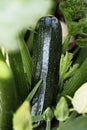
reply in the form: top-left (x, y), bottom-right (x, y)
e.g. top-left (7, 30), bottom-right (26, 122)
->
top-left (62, 58), bottom-right (87, 97)
top-left (59, 0), bottom-right (87, 51)
top-left (27, 32), bottom-right (34, 53)
top-left (60, 52), bottom-right (73, 79)
top-left (58, 115), bottom-right (87, 130)
top-left (76, 38), bottom-right (87, 48)
top-left (18, 35), bottom-right (32, 86)
top-left (59, 0), bottom-right (86, 26)
top-left (75, 48), bottom-right (87, 65)
top-left (26, 80), bottom-right (42, 102)
top-left (59, 51), bottom-right (73, 87)
top-left (64, 64), bottom-right (79, 80)
top-left (62, 34), bottom-right (71, 53)
top-left (8, 51), bottom-right (29, 103)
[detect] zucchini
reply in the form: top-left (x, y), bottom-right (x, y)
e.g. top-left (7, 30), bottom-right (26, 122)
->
top-left (31, 16), bottom-right (62, 117)
top-left (0, 51), bottom-right (17, 130)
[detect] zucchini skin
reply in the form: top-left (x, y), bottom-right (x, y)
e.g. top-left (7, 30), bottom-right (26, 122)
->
top-left (32, 16), bottom-right (62, 117)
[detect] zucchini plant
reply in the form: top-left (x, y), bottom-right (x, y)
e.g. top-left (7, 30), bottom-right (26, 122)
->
top-left (0, 0), bottom-right (87, 130)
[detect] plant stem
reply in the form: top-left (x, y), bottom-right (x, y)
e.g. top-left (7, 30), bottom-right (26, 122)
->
top-left (46, 120), bottom-right (51, 130)
top-left (62, 58), bottom-right (87, 96)
top-left (62, 34), bottom-right (71, 54)
top-left (32, 115), bottom-right (44, 123)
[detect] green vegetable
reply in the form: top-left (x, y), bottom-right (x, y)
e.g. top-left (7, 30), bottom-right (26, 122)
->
top-left (31, 16), bottom-right (62, 117)
top-left (0, 51), bottom-right (17, 130)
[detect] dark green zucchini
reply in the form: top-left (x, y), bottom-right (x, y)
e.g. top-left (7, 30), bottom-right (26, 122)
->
top-left (31, 16), bottom-right (62, 117)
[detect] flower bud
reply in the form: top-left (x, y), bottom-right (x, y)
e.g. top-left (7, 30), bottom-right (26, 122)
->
top-left (43, 107), bottom-right (54, 121)
top-left (54, 97), bottom-right (69, 121)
